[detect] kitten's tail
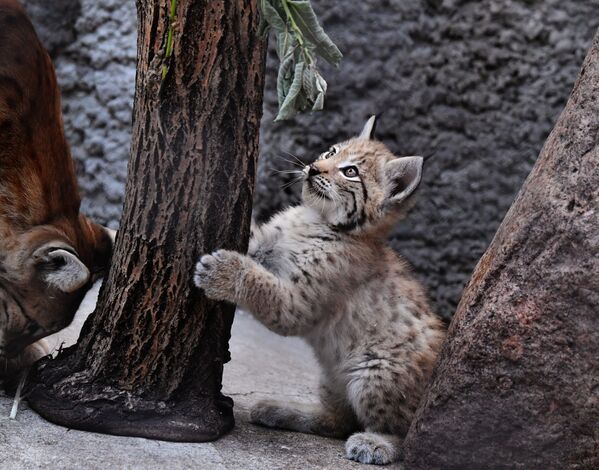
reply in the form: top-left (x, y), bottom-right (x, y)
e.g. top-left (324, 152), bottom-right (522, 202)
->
top-left (345, 431), bottom-right (402, 465)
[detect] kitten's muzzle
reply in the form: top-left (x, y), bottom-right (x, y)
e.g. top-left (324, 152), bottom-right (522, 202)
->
top-left (306, 164), bottom-right (321, 178)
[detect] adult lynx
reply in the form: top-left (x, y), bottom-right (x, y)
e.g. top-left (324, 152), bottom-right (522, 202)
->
top-left (0, 0), bottom-right (113, 377)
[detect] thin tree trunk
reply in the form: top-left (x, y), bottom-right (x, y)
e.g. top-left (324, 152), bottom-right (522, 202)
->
top-left (401, 30), bottom-right (599, 468)
top-left (27, 0), bottom-right (266, 442)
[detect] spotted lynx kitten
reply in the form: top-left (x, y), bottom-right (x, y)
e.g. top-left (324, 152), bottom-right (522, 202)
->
top-left (194, 116), bottom-right (446, 465)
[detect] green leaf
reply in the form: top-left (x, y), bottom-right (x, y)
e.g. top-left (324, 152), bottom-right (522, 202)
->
top-left (296, 92), bottom-right (309, 112)
top-left (276, 30), bottom-right (292, 61)
top-left (276, 61), bottom-right (305, 121)
top-left (276, 49), bottom-right (296, 107)
top-left (287, 0), bottom-right (342, 66)
top-left (258, 0), bottom-right (342, 120)
top-left (302, 65), bottom-right (316, 101)
top-left (260, 0), bottom-right (288, 34)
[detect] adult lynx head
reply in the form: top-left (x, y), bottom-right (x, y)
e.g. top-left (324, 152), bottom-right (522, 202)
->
top-left (0, 0), bottom-right (113, 359)
top-left (302, 116), bottom-right (423, 234)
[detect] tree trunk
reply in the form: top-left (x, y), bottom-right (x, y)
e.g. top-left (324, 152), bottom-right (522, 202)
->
top-left (401, 30), bottom-right (599, 469)
top-left (27, 0), bottom-right (266, 442)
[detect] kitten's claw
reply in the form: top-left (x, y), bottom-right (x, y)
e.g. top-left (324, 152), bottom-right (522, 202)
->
top-left (200, 253), bottom-right (216, 266)
top-left (345, 432), bottom-right (399, 465)
top-left (194, 256), bottom-right (214, 287)
top-left (194, 250), bottom-right (225, 287)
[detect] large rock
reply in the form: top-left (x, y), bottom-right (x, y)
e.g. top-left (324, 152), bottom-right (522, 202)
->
top-left (24, 0), bottom-right (599, 318)
top-left (401, 28), bottom-right (599, 469)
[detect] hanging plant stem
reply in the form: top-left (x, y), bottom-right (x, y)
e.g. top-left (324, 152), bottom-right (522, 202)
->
top-left (259, 0), bottom-right (343, 120)
top-left (161, 0), bottom-right (178, 80)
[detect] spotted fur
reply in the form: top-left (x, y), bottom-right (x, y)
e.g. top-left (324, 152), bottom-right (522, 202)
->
top-left (0, 1), bottom-right (113, 376)
top-left (195, 116), bottom-right (446, 464)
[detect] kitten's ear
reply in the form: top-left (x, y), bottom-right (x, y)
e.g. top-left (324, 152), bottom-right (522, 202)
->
top-left (383, 156), bottom-right (423, 207)
top-left (358, 115), bottom-right (377, 140)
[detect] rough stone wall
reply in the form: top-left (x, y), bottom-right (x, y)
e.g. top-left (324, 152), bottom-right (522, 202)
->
top-left (23, 0), bottom-right (599, 318)
top-left (23, 0), bottom-right (136, 229)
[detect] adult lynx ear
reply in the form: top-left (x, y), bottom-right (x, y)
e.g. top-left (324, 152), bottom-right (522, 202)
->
top-left (33, 243), bottom-right (90, 293)
top-left (102, 226), bottom-right (117, 243)
top-left (358, 115), bottom-right (378, 140)
top-left (383, 156), bottom-right (423, 207)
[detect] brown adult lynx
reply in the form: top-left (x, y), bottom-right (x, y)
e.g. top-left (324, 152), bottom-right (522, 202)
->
top-left (195, 116), bottom-right (445, 464)
top-left (0, 0), bottom-right (113, 376)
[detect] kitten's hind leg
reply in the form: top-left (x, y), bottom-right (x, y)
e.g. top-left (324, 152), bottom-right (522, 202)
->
top-left (250, 400), bottom-right (356, 438)
top-left (345, 431), bottom-right (402, 465)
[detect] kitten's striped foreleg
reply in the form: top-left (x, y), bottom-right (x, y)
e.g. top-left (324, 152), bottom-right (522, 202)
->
top-left (195, 249), bottom-right (316, 336)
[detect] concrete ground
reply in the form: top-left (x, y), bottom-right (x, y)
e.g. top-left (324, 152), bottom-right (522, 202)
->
top-left (0, 310), bottom-right (401, 469)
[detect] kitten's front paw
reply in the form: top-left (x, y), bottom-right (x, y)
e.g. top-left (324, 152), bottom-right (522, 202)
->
top-left (194, 249), bottom-right (244, 301)
top-left (345, 432), bottom-right (399, 465)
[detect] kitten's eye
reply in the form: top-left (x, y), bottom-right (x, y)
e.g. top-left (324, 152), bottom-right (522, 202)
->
top-left (341, 166), bottom-right (359, 178)
top-left (322, 146), bottom-right (337, 159)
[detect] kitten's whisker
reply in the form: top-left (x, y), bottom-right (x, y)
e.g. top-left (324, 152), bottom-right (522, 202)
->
top-left (280, 176), bottom-right (304, 190)
top-left (282, 150), bottom-right (307, 168)
top-left (326, 185), bottom-right (342, 206)
top-left (270, 168), bottom-right (304, 175)
top-left (276, 155), bottom-right (305, 169)
top-left (317, 192), bottom-right (327, 213)
top-left (330, 187), bottom-right (341, 203)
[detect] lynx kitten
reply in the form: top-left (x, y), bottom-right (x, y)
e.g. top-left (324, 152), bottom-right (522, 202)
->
top-left (195, 116), bottom-right (445, 465)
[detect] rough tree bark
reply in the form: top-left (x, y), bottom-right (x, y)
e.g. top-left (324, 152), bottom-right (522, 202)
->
top-left (401, 30), bottom-right (599, 469)
top-left (26, 0), bottom-right (265, 441)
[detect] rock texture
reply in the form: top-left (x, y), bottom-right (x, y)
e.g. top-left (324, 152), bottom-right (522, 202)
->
top-left (24, 0), bottom-right (599, 318)
top-left (401, 28), bottom-right (599, 469)
top-left (20, 0), bottom-right (80, 55)
top-left (23, 0), bottom-right (136, 229)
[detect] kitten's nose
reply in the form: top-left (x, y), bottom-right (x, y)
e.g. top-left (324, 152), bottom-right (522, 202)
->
top-left (308, 164), bottom-right (320, 177)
